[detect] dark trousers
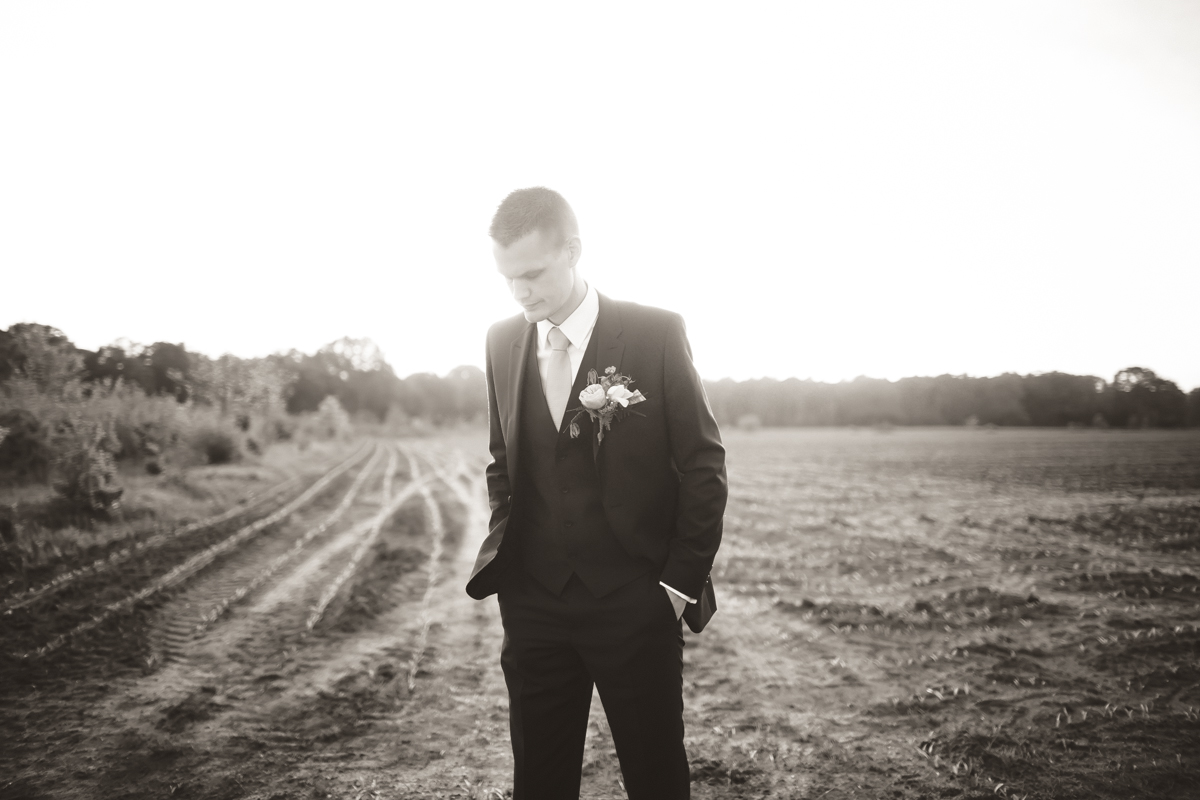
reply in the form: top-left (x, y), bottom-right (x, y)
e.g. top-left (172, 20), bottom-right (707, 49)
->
top-left (497, 570), bottom-right (690, 800)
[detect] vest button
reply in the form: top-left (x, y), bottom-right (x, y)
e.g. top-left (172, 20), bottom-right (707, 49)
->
top-left (563, 520), bottom-right (574, 528)
top-left (560, 487), bottom-right (569, 494)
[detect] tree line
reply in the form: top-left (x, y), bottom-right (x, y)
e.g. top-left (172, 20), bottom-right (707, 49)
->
top-left (0, 323), bottom-right (488, 512)
top-left (3, 322), bottom-right (1194, 441)
top-left (703, 368), bottom-right (1199, 429)
top-left (0, 323), bottom-right (487, 428)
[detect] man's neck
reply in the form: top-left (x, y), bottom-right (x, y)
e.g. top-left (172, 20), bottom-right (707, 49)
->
top-left (548, 276), bottom-right (588, 326)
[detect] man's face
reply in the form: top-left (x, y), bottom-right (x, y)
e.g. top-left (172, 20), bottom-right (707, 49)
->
top-left (494, 228), bottom-right (576, 323)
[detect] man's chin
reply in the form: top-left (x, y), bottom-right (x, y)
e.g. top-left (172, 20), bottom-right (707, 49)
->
top-left (521, 307), bottom-right (546, 323)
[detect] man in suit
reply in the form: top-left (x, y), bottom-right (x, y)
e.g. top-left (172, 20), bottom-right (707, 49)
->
top-left (466, 187), bottom-right (727, 800)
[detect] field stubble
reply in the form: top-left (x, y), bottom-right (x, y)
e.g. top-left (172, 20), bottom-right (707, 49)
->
top-left (1, 427), bottom-right (1198, 799)
top-left (690, 427), bottom-right (1200, 800)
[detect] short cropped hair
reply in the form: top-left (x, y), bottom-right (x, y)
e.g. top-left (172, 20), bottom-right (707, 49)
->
top-left (489, 187), bottom-right (578, 247)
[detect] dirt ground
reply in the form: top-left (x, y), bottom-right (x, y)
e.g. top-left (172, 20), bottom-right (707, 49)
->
top-left (2, 427), bottom-right (1199, 799)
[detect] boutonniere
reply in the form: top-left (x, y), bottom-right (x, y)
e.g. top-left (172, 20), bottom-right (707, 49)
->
top-left (567, 366), bottom-right (647, 443)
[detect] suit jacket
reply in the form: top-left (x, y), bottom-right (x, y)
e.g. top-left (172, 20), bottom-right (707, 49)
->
top-left (466, 293), bottom-right (728, 632)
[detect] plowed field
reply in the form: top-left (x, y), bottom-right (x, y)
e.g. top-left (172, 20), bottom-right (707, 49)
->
top-left (3, 428), bottom-right (1199, 799)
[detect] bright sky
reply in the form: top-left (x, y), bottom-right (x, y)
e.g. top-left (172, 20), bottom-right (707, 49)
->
top-left (2, 1), bottom-right (1198, 389)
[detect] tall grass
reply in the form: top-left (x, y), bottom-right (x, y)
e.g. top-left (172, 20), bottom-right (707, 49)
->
top-left (1, 370), bottom-right (349, 519)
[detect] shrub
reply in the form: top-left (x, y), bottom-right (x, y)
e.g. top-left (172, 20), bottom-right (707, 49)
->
top-left (246, 409), bottom-right (296, 444)
top-left (112, 388), bottom-right (189, 460)
top-left (52, 416), bottom-right (123, 514)
top-left (192, 425), bottom-right (240, 465)
top-left (299, 395), bottom-right (353, 441)
top-left (1, 330), bottom-right (291, 484)
top-left (80, 380), bottom-right (189, 462)
top-left (0, 407), bottom-right (53, 480)
top-left (273, 417), bottom-right (295, 440)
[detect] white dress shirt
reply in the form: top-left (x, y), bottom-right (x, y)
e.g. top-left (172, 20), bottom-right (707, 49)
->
top-left (534, 282), bottom-right (696, 608)
top-left (536, 281), bottom-right (600, 390)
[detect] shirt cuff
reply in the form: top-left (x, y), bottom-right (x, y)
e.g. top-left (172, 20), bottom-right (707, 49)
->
top-left (660, 581), bottom-right (697, 604)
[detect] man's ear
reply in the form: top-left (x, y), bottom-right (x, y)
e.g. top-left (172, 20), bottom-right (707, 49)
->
top-left (565, 235), bottom-right (582, 268)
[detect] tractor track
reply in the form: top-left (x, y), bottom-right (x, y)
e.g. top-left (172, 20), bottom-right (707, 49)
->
top-left (147, 441), bottom-right (390, 662)
top-left (108, 440), bottom-right (433, 705)
top-left (0, 474), bottom-right (303, 615)
top-left (0, 436), bottom-right (506, 800)
top-left (1, 441), bottom-right (374, 667)
top-left (212, 443), bottom-right (491, 758)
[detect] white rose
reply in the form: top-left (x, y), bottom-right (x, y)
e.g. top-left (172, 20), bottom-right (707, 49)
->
top-left (580, 384), bottom-right (607, 410)
top-left (606, 384), bottom-right (635, 407)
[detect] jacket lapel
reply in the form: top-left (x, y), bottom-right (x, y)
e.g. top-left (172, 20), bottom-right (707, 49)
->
top-left (591, 293), bottom-right (624, 462)
top-left (506, 322), bottom-right (534, 490)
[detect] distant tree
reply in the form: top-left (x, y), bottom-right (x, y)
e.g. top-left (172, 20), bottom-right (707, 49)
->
top-left (0, 328), bottom-right (18, 383)
top-left (189, 353), bottom-right (288, 418)
top-left (398, 372), bottom-right (452, 422)
top-left (961, 373), bottom-right (1029, 426)
top-left (342, 367), bottom-right (402, 421)
top-left (82, 344), bottom-right (152, 392)
top-left (320, 337), bottom-right (388, 372)
top-left (449, 365), bottom-right (487, 420)
top-left (892, 377), bottom-right (940, 425)
top-left (13, 322), bottom-right (1193, 432)
top-left (0, 323), bottom-right (84, 397)
top-left (280, 350), bottom-right (341, 413)
top-left (145, 342), bottom-right (191, 401)
top-left (703, 368), bottom-right (1185, 430)
top-left (80, 341), bottom-right (192, 402)
top-left (1021, 372), bottom-right (1106, 426)
top-left (837, 376), bottom-right (901, 425)
top-left (1108, 367), bottom-right (1187, 428)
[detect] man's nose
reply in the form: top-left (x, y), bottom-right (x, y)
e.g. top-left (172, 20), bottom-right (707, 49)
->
top-left (511, 281), bottom-right (531, 300)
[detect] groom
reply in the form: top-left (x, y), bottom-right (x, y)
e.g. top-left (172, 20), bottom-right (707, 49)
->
top-left (466, 187), bottom-right (727, 800)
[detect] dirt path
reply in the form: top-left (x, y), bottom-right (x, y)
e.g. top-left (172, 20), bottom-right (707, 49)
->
top-left (0, 435), bottom-right (521, 800)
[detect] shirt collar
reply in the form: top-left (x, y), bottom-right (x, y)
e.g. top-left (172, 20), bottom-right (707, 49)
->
top-left (537, 282), bottom-right (599, 349)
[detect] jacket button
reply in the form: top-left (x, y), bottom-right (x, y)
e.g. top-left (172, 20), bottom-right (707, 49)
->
top-left (560, 487), bottom-right (569, 494)
top-left (563, 521), bottom-right (574, 528)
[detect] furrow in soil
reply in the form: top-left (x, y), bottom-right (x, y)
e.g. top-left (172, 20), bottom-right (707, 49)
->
top-left (8, 441), bottom-right (375, 662)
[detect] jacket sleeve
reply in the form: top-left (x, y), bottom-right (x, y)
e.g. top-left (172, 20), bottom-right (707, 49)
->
top-left (657, 313), bottom-right (727, 601)
top-left (484, 329), bottom-right (512, 540)
top-left (466, 326), bottom-right (515, 599)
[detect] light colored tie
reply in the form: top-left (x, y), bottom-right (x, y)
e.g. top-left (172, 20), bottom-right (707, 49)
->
top-left (545, 326), bottom-right (572, 430)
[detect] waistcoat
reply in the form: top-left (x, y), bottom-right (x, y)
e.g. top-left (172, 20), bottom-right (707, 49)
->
top-left (512, 328), bottom-right (650, 597)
